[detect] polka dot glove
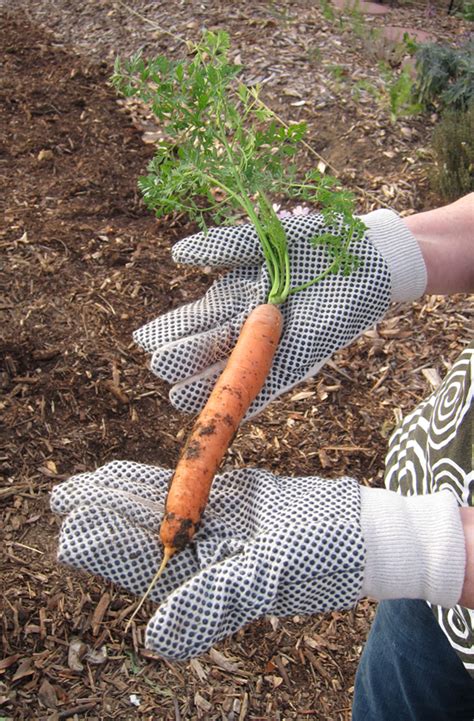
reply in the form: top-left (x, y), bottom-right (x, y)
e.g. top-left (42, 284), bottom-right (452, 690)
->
top-left (50, 461), bottom-right (365, 660)
top-left (134, 210), bottom-right (426, 418)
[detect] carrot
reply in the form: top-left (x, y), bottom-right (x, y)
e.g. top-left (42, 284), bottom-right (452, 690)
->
top-left (124, 303), bottom-right (282, 629)
top-left (161, 302), bottom-right (283, 560)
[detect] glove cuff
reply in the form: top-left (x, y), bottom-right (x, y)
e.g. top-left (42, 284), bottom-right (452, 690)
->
top-left (360, 487), bottom-right (465, 608)
top-left (359, 208), bottom-right (427, 303)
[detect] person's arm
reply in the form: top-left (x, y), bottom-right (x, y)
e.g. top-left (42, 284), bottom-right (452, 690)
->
top-left (361, 193), bottom-right (473, 302)
top-left (460, 507), bottom-right (474, 608)
top-left (402, 193), bottom-right (474, 294)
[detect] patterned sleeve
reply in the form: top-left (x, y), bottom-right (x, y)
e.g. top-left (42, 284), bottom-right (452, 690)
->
top-left (384, 342), bottom-right (474, 674)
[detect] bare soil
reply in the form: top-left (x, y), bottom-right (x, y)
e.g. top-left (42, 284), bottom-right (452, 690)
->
top-left (1, 2), bottom-right (472, 720)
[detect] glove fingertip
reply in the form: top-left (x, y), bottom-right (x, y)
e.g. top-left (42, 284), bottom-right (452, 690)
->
top-left (171, 234), bottom-right (206, 265)
top-left (172, 225), bottom-right (263, 268)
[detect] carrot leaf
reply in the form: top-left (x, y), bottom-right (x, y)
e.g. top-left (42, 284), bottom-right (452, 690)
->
top-left (111, 30), bottom-right (365, 304)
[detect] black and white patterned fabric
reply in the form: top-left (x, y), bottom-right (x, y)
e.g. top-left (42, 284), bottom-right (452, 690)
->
top-left (50, 464), bottom-right (365, 660)
top-left (385, 343), bottom-right (474, 675)
top-left (134, 215), bottom-right (391, 418)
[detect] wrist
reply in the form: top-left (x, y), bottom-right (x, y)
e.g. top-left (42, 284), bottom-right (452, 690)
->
top-left (402, 194), bottom-right (474, 294)
top-left (360, 488), bottom-right (465, 607)
top-left (359, 208), bottom-right (427, 302)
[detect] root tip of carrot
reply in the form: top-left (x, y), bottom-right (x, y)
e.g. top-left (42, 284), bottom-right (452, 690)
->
top-left (124, 546), bottom-right (176, 632)
top-left (157, 545), bottom-right (175, 576)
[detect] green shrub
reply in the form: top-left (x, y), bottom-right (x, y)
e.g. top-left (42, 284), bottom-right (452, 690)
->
top-left (430, 106), bottom-right (474, 200)
top-left (387, 64), bottom-right (423, 122)
top-left (458, 0), bottom-right (474, 21)
top-left (414, 40), bottom-right (474, 111)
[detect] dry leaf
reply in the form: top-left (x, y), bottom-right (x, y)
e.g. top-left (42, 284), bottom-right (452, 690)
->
top-left (38, 678), bottom-right (58, 709)
top-left (267, 615), bottom-right (280, 631)
top-left (91, 592), bottom-right (110, 635)
top-left (12, 658), bottom-right (34, 682)
top-left (45, 459), bottom-right (57, 474)
top-left (0, 654), bottom-right (20, 671)
top-left (67, 638), bottom-right (88, 671)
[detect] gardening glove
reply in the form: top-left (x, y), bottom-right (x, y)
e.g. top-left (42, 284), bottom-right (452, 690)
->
top-left (134, 210), bottom-right (427, 418)
top-left (51, 460), bottom-right (464, 660)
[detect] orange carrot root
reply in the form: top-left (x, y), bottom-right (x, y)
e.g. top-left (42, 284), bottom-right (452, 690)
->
top-left (124, 303), bottom-right (283, 628)
top-left (160, 302), bottom-right (283, 563)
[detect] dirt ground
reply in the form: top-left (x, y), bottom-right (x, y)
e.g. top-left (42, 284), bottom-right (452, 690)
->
top-left (0, 2), bottom-right (472, 720)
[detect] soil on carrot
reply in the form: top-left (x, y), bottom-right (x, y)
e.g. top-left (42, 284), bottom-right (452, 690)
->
top-left (1, 3), bottom-right (471, 720)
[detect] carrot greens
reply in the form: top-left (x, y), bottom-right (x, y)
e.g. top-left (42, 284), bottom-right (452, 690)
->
top-left (112, 31), bottom-right (365, 305)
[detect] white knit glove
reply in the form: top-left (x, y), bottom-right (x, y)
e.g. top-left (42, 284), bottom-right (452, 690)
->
top-left (50, 461), bottom-right (464, 660)
top-left (134, 210), bottom-right (427, 417)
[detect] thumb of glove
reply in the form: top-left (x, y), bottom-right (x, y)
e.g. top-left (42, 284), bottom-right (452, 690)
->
top-left (172, 223), bottom-right (263, 268)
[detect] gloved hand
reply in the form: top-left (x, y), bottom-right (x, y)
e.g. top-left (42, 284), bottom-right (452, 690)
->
top-left (134, 210), bottom-right (427, 417)
top-left (51, 460), bottom-right (464, 660)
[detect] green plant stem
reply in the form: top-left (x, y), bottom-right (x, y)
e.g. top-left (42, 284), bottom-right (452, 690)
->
top-left (211, 95), bottom-right (288, 303)
top-left (256, 190), bottom-right (291, 304)
top-left (199, 169), bottom-right (283, 298)
top-left (290, 257), bottom-right (340, 294)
